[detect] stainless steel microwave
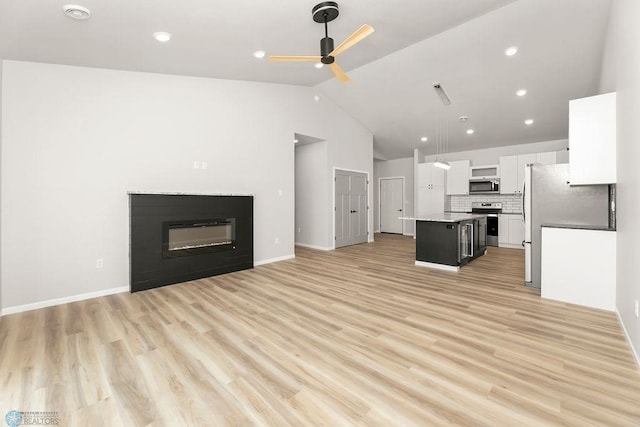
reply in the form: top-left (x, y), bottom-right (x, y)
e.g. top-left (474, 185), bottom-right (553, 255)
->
top-left (469, 180), bottom-right (499, 194)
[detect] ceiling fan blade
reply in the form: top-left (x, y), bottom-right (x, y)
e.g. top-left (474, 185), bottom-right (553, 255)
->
top-left (330, 24), bottom-right (375, 57)
top-left (268, 55), bottom-right (322, 62)
top-left (330, 62), bottom-right (350, 83)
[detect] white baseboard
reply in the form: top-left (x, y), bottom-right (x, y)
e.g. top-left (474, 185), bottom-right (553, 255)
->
top-left (498, 243), bottom-right (524, 250)
top-left (374, 229), bottom-right (380, 233)
top-left (415, 260), bottom-right (460, 272)
top-left (2, 286), bottom-right (129, 316)
top-left (368, 238), bottom-right (374, 243)
top-left (294, 243), bottom-right (333, 251)
top-left (403, 232), bottom-right (415, 237)
top-left (616, 309), bottom-right (640, 369)
top-left (254, 254), bottom-right (295, 266)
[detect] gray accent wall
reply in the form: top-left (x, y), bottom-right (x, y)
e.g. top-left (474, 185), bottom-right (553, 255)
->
top-left (0, 60), bottom-right (373, 310)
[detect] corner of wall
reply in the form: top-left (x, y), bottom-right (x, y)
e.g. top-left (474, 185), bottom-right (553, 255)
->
top-left (597, 1), bottom-right (617, 94)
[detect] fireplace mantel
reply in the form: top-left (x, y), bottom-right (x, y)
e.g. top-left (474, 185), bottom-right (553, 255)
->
top-left (128, 191), bottom-right (253, 196)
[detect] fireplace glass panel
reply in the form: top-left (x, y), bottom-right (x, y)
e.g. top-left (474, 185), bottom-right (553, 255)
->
top-left (168, 223), bottom-right (232, 251)
top-left (163, 218), bottom-right (235, 257)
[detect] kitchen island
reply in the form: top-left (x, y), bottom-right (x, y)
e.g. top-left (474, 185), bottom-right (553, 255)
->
top-left (401, 214), bottom-right (487, 271)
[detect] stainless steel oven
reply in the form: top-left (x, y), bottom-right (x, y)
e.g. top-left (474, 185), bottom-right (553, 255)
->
top-left (471, 202), bottom-right (502, 246)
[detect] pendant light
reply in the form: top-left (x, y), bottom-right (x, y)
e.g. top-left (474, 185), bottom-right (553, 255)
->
top-left (433, 113), bottom-right (451, 170)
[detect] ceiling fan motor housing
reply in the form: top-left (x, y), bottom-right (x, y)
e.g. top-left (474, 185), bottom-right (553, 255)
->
top-left (320, 37), bottom-right (335, 63)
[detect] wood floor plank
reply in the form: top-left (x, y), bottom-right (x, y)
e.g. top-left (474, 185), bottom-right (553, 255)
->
top-left (0, 233), bottom-right (639, 425)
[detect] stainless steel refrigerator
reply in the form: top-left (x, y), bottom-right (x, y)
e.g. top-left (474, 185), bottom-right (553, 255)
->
top-left (523, 163), bottom-right (609, 288)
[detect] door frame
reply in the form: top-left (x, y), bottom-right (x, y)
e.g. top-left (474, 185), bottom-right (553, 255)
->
top-left (378, 176), bottom-right (405, 235)
top-left (333, 167), bottom-right (371, 249)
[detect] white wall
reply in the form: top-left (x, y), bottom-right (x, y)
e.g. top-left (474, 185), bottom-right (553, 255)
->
top-left (374, 157), bottom-right (414, 235)
top-left (295, 141), bottom-right (330, 249)
top-left (326, 127), bottom-right (374, 244)
top-left (598, 3), bottom-right (616, 94)
top-left (1, 60), bottom-right (372, 310)
top-left (607, 0), bottom-right (640, 365)
top-left (424, 139), bottom-right (568, 165)
top-left (0, 59), bottom-right (3, 311)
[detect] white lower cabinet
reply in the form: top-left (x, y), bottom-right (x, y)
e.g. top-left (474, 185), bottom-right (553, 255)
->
top-left (498, 214), bottom-right (524, 249)
top-left (541, 227), bottom-right (616, 311)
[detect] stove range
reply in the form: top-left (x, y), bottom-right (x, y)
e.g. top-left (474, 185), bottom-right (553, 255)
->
top-left (471, 202), bottom-right (502, 246)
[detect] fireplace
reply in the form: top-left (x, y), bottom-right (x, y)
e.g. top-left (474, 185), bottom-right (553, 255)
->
top-left (129, 193), bottom-right (253, 292)
top-left (163, 218), bottom-right (236, 257)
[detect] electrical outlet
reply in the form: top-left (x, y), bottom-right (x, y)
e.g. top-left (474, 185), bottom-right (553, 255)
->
top-left (201, 161), bottom-right (208, 170)
top-left (298, 228), bottom-right (301, 233)
top-left (274, 237), bottom-right (279, 244)
top-left (193, 161), bottom-right (200, 169)
top-left (96, 258), bottom-right (104, 269)
top-left (635, 299), bottom-right (639, 319)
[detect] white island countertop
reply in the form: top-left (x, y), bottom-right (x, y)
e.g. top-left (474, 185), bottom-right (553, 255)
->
top-left (400, 213), bottom-right (487, 223)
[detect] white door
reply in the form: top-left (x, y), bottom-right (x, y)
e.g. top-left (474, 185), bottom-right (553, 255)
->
top-left (335, 170), bottom-right (369, 248)
top-left (380, 178), bottom-right (403, 234)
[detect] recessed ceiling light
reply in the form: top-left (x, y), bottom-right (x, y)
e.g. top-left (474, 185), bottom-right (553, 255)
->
top-left (314, 95), bottom-right (321, 102)
top-left (153, 32), bottom-right (172, 42)
top-left (525, 119), bottom-right (534, 125)
top-left (314, 63), bottom-right (324, 69)
top-left (466, 129), bottom-right (475, 135)
top-left (516, 89), bottom-right (527, 97)
top-left (458, 116), bottom-right (469, 122)
top-left (294, 139), bottom-right (299, 143)
top-left (63, 4), bottom-right (91, 20)
top-left (505, 46), bottom-right (519, 56)
top-left (420, 136), bottom-right (428, 142)
top-left (253, 50), bottom-right (266, 59)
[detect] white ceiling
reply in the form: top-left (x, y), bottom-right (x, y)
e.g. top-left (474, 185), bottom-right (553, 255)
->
top-left (0, 0), bottom-right (612, 159)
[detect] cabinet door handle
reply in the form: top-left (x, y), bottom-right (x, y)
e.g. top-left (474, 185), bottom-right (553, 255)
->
top-left (398, 209), bottom-right (403, 212)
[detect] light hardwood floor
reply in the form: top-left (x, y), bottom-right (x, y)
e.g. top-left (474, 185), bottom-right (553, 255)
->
top-left (1, 233), bottom-right (639, 426)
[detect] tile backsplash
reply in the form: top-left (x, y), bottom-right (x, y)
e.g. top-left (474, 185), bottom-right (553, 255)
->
top-left (450, 194), bottom-right (523, 213)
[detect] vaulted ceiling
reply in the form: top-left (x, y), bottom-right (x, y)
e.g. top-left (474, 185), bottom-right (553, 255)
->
top-left (0, 0), bottom-right (612, 159)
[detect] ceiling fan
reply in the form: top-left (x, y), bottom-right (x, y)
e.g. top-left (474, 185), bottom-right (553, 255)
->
top-left (268, 1), bottom-right (374, 82)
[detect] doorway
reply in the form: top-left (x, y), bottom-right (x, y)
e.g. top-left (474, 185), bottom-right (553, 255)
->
top-left (335, 169), bottom-right (368, 248)
top-left (379, 177), bottom-right (404, 234)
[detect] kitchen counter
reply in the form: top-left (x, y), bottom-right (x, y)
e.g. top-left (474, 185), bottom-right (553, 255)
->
top-left (400, 214), bottom-right (487, 271)
top-left (542, 223), bottom-right (616, 232)
top-left (446, 210), bottom-right (522, 215)
top-left (400, 213), bottom-right (487, 223)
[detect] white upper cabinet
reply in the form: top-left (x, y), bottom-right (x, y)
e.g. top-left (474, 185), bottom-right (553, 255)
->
top-left (516, 154), bottom-right (536, 193)
top-left (446, 160), bottom-right (470, 195)
top-left (500, 154), bottom-right (534, 194)
top-left (499, 156), bottom-right (518, 194)
top-left (500, 152), bottom-right (556, 194)
top-left (417, 162), bottom-right (444, 188)
top-left (416, 163), bottom-right (445, 216)
top-left (569, 92), bottom-right (616, 184)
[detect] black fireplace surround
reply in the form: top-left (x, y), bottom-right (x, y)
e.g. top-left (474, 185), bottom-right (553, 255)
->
top-left (129, 193), bottom-right (253, 292)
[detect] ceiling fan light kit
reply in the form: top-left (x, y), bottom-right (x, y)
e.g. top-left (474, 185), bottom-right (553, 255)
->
top-left (268, 2), bottom-right (374, 83)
